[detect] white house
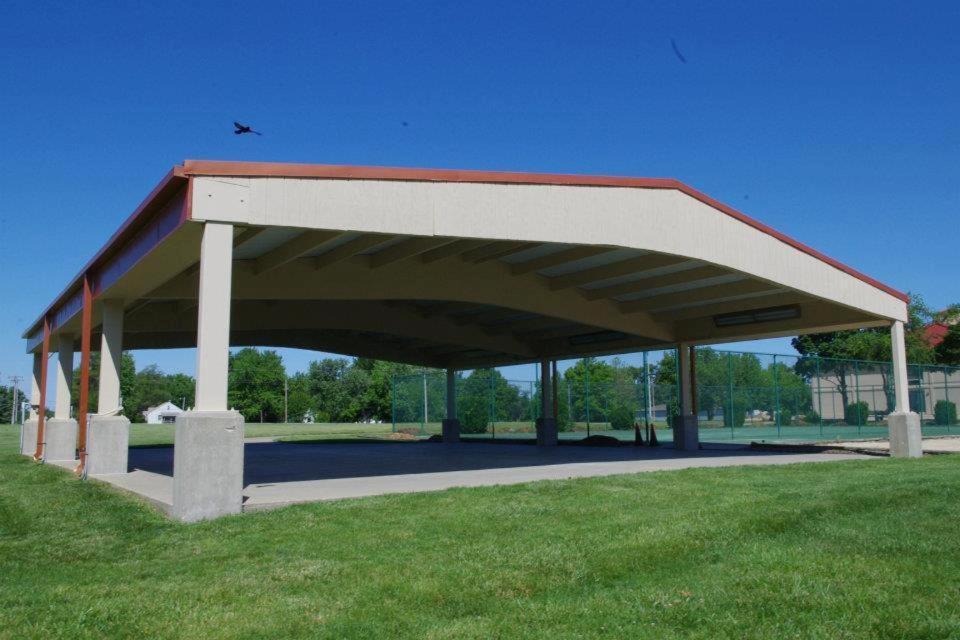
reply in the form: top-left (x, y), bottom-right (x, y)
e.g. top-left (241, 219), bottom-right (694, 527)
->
top-left (142, 401), bottom-right (185, 424)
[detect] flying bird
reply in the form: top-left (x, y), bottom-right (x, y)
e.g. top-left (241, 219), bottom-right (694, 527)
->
top-left (670, 38), bottom-right (687, 64)
top-left (233, 121), bottom-right (262, 136)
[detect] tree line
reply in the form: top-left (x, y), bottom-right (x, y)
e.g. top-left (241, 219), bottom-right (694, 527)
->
top-left (24, 292), bottom-right (952, 428)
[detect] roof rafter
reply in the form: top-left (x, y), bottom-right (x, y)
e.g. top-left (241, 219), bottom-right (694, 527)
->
top-left (581, 265), bottom-right (729, 301)
top-left (314, 234), bottom-right (393, 270)
top-left (254, 230), bottom-right (342, 275)
top-left (368, 237), bottom-right (458, 268)
top-left (619, 279), bottom-right (780, 314)
top-left (510, 246), bottom-right (618, 276)
top-left (548, 254), bottom-right (688, 291)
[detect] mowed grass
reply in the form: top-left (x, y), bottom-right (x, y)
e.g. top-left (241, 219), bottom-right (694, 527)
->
top-left (126, 421), bottom-right (395, 447)
top-left (1, 424), bottom-right (960, 639)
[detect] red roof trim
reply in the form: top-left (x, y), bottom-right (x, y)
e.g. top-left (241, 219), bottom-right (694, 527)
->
top-left (182, 160), bottom-right (909, 303)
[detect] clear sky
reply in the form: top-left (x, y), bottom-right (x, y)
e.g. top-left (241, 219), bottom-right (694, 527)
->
top-left (1, 1), bottom-right (957, 387)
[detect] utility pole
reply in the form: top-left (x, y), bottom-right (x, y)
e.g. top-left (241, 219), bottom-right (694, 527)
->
top-left (9, 375), bottom-right (22, 425)
top-left (283, 377), bottom-right (289, 424)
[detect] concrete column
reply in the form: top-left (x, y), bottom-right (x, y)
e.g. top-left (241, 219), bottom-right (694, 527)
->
top-left (173, 222), bottom-right (245, 522)
top-left (20, 353), bottom-right (42, 456)
top-left (87, 300), bottom-right (130, 475)
top-left (46, 335), bottom-right (78, 461)
top-left (194, 222), bottom-right (234, 411)
top-left (536, 359), bottom-right (558, 446)
top-left (97, 300), bottom-right (124, 414)
top-left (441, 368), bottom-right (460, 443)
top-left (674, 344), bottom-right (699, 451)
top-left (54, 335), bottom-right (74, 419)
top-left (888, 320), bottom-right (922, 458)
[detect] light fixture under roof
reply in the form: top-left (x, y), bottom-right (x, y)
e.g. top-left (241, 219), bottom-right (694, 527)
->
top-left (714, 305), bottom-right (801, 328)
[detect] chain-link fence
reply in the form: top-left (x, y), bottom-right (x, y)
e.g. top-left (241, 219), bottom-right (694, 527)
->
top-left (392, 351), bottom-right (960, 443)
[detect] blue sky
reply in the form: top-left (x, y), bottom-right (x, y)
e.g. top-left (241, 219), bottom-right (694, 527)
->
top-left (1, 0), bottom-right (957, 387)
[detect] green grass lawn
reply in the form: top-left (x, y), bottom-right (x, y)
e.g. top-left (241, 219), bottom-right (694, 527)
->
top-left (1, 423), bottom-right (959, 638)
top-left (125, 421), bottom-right (394, 447)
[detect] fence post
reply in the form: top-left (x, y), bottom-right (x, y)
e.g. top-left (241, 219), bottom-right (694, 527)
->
top-left (585, 361), bottom-right (591, 437)
top-left (815, 356), bottom-right (823, 438)
top-left (727, 352), bottom-right (735, 438)
top-left (854, 361), bottom-right (862, 435)
top-left (773, 355), bottom-right (781, 437)
top-left (489, 374), bottom-right (495, 438)
top-left (643, 351), bottom-right (651, 428)
top-left (391, 375), bottom-right (397, 433)
top-left (944, 365), bottom-right (951, 433)
top-left (421, 372), bottom-right (427, 434)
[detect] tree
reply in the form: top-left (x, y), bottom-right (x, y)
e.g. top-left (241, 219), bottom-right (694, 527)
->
top-left (563, 358), bottom-right (616, 424)
top-left (792, 294), bottom-right (934, 413)
top-left (360, 360), bottom-right (421, 421)
top-left (72, 352), bottom-right (138, 418)
top-left (228, 348), bottom-right (286, 422)
top-left (935, 325), bottom-right (960, 366)
top-left (458, 369), bottom-right (522, 433)
top-left (284, 373), bottom-right (312, 422)
top-left (0, 383), bottom-right (22, 423)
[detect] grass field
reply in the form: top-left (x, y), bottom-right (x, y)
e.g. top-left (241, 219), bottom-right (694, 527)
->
top-left (2, 423), bottom-right (960, 638)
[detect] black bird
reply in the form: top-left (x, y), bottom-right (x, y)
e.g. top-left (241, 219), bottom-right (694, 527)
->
top-left (670, 38), bottom-right (687, 64)
top-left (234, 121), bottom-right (262, 136)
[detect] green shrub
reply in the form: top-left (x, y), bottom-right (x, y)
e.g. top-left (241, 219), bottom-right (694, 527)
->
top-left (609, 405), bottom-right (634, 431)
top-left (460, 405), bottom-right (490, 433)
top-left (723, 399), bottom-right (748, 428)
top-left (802, 409), bottom-right (821, 425)
top-left (844, 401), bottom-right (869, 426)
top-left (934, 400), bottom-right (958, 426)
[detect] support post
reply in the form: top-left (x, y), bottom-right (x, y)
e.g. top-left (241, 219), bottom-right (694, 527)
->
top-left (75, 276), bottom-right (93, 474)
top-left (536, 358), bottom-right (557, 445)
top-left (32, 319), bottom-right (51, 460)
top-left (20, 353), bottom-right (42, 456)
top-left (442, 367), bottom-right (460, 443)
top-left (172, 222), bottom-right (245, 522)
top-left (87, 299), bottom-right (131, 475)
top-left (888, 320), bottom-right (921, 458)
top-left (675, 344), bottom-right (699, 451)
top-left (45, 333), bottom-right (78, 462)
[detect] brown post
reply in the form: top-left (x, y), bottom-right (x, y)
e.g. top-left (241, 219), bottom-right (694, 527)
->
top-left (75, 275), bottom-right (93, 474)
top-left (33, 317), bottom-right (50, 461)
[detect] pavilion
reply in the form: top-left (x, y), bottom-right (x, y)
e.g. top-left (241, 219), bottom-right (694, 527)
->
top-left (20, 160), bottom-right (920, 521)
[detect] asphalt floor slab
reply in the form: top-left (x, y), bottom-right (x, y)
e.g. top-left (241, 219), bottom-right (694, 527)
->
top-left (50, 440), bottom-right (875, 515)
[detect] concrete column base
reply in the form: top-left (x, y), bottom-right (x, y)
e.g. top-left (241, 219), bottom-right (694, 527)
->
top-left (20, 419), bottom-right (38, 456)
top-left (172, 411), bottom-right (245, 522)
top-left (87, 415), bottom-right (130, 475)
top-left (536, 417), bottom-right (558, 446)
top-left (888, 412), bottom-right (922, 458)
top-left (45, 418), bottom-right (78, 462)
top-left (673, 415), bottom-right (699, 451)
top-left (441, 418), bottom-right (461, 443)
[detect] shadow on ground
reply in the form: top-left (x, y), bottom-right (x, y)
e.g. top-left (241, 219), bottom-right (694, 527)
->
top-left (129, 440), bottom-right (804, 485)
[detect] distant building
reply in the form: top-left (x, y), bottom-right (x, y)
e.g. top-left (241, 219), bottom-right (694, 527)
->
top-left (142, 401), bottom-right (184, 424)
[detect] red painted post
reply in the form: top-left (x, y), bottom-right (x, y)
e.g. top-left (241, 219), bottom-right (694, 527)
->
top-left (75, 275), bottom-right (93, 474)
